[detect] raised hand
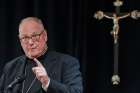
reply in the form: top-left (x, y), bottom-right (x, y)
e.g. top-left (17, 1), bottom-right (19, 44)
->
top-left (32, 58), bottom-right (49, 87)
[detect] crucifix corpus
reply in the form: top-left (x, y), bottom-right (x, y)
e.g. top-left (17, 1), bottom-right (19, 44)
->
top-left (94, 0), bottom-right (140, 85)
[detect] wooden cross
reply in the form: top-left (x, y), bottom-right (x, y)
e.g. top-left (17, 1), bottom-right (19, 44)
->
top-left (94, 0), bottom-right (140, 85)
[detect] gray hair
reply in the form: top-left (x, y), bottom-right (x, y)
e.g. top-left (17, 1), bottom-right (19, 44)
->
top-left (19, 17), bottom-right (45, 32)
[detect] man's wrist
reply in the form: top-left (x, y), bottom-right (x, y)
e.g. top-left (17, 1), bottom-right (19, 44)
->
top-left (42, 77), bottom-right (50, 91)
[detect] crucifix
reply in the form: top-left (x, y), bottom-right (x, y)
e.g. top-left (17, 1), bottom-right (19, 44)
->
top-left (94, 0), bottom-right (140, 85)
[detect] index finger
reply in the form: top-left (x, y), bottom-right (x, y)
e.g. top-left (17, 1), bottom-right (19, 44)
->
top-left (33, 58), bottom-right (43, 67)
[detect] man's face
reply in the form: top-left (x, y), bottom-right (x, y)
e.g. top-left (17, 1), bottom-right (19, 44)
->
top-left (19, 20), bottom-right (47, 59)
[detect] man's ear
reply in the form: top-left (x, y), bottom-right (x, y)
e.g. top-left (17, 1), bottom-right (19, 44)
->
top-left (44, 30), bottom-right (48, 42)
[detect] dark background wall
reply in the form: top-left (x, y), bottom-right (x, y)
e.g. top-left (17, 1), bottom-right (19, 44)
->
top-left (0, 0), bottom-right (140, 93)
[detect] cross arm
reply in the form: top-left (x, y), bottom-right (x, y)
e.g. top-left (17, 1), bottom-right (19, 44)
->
top-left (130, 10), bottom-right (140, 19)
top-left (94, 11), bottom-right (114, 20)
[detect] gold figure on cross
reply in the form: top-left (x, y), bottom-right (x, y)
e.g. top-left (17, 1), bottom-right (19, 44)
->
top-left (95, 11), bottom-right (130, 44)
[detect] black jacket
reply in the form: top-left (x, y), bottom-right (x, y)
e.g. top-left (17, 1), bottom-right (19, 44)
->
top-left (0, 51), bottom-right (83, 93)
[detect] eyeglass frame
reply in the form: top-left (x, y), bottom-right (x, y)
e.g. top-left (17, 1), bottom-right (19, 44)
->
top-left (19, 30), bottom-right (44, 44)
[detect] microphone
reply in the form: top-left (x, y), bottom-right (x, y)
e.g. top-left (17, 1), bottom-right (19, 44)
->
top-left (7, 75), bottom-right (26, 89)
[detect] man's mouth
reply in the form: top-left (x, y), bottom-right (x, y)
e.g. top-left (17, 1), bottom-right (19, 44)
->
top-left (28, 47), bottom-right (37, 52)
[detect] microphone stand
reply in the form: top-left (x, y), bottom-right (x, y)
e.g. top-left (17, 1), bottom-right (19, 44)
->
top-left (5, 75), bottom-right (26, 93)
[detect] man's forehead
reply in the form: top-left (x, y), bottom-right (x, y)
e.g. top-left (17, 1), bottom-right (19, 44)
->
top-left (20, 21), bottom-right (43, 31)
top-left (19, 29), bottom-right (42, 37)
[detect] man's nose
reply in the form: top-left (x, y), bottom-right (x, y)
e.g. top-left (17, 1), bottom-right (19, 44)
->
top-left (28, 38), bottom-right (34, 45)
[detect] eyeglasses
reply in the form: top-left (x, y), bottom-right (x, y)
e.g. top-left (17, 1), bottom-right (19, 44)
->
top-left (19, 31), bottom-right (44, 43)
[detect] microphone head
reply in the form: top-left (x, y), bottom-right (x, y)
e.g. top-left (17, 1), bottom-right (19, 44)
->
top-left (7, 75), bottom-right (26, 89)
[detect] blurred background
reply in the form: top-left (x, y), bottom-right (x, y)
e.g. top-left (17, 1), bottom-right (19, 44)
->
top-left (0, 0), bottom-right (140, 93)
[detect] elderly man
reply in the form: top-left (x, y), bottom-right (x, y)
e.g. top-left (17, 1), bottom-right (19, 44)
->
top-left (0, 17), bottom-right (83, 93)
